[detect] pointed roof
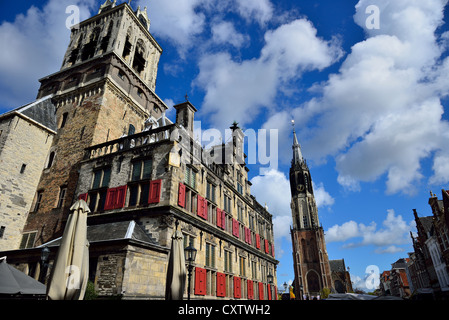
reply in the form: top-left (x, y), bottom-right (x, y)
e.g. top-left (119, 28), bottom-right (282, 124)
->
top-left (292, 128), bottom-right (303, 165)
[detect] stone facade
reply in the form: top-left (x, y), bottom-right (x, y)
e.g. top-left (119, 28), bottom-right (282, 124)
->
top-left (0, 97), bottom-right (56, 251)
top-left (72, 102), bottom-right (278, 299)
top-left (22, 2), bottom-right (168, 247)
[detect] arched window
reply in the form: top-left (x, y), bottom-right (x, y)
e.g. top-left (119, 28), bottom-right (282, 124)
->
top-left (132, 39), bottom-right (146, 75)
top-left (128, 124), bottom-right (135, 136)
top-left (122, 28), bottom-right (133, 60)
top-left (81, 27), bottom-right (100, 61)
top-left (47, 151), bottom-right (55, 169)
top-left (60, 112), bottom-right (68, 129)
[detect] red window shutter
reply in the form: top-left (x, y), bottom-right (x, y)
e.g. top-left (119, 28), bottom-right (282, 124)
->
top-left (78, 193), bottom-right (88, 201)
top-left (248, 229), bottom-right (252, 245)
top-left (232, 219), bottom-right (239, 237)
top-left (274, 286), bottom-right (277, 300)
top-left (256, 234), bottom-right (261, 249)
top-left (216, 272), bottom-right (226, 297)
top-left (194, 267), bottom-right (206, 295)
top-left (115, 185), bottom-right (127, 208)
top-left (216, 208), bottom-right (222, 228)
top-left (178, 183), bottom-right (186, 207)
top-left (197, 195), bottom-right (207, 219)
top-left (234, 276), bottom-right (241, 299)
top-left (104, 188), bottom-right (117, 210)
top-left (148, 179), bottom-right (162, 204)
top-left (258, 282), bottom-right (264, 300)
top-left (267, 284), bottom-right (272, 300)
top-left (247, 280), bottom-right (254, 300)
top-left (265, 239), bottom-right (269, 254)
top-left (272, 243), bottom-right (275, 258)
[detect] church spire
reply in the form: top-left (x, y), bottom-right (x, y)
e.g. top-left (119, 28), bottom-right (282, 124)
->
top-left (291, 120), bottom-right (303, 165)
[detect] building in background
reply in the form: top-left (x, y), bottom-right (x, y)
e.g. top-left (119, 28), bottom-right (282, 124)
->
top-left (289, 127), bottom-right (333, 299)
top-left (0, 96), bottom-right (56, 251)
top-left (329, 259), bottom-right (353, 293)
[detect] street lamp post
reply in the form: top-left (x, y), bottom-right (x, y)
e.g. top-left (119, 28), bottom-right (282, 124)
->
top-left (184, 242), bottom-right (197, 300)
top-left (39, 246), bottom-right (50, 284)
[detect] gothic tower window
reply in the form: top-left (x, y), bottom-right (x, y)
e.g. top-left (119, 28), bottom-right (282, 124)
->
top-left (100, 22), bottom-right (113, 53)
top-left (122, 29), bottom-right (133, 60)
top-left (81, 27), bottom-right (100, 61)
top-left (132, 39), bottom-right (146, 75)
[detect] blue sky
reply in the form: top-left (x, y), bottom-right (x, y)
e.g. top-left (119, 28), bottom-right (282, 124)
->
top-left (1, 0), bottom-right (449, 292)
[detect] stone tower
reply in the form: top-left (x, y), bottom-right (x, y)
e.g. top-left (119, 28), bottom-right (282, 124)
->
top-left (289, 126), bottom-right (332, 298)
top-left (22, 0), bottom-right (168, 246)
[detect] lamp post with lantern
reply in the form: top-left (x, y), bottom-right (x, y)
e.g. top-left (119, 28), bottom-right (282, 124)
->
top-left (184, 242), bottom-right (197, 300)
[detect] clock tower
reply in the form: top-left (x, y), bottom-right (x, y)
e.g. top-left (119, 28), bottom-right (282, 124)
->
top-left (289, 125), bottom-right (333, 298)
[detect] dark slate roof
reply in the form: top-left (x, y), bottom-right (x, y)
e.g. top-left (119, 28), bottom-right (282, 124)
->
top-left (329, 259), bottom-right (346, 272)
top-left (0, 95), bottom-right (56, 131)
top-left (419, 216), bottom-right (434, 234)
top-left (40, 220), bottom-right (157, 247)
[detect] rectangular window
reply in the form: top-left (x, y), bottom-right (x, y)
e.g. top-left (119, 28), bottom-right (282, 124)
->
top-left (184, 188), bottom-right (197, 214)
top-left (206, 181), bottom-right (216, 203)
top-left (88, 190), bottom-right (107, 212)
top-left (223, 194), bottom-right (231, 213)
top-left (237, 202), bottom-right (244, 222)
top-left (19, 231), bottom-right (37, 249)
top-left (57, 187), bottom-right (67, 208)
top-left (207, 203), bottom-right (216, 225)
top-left (34, 191), bottom-right (43, 212)
top-left (205, 243), bottom-right (216, 268)
top-left (132, 159), bottom-right (152, 181)
top-left (224, 250), bottom-right (232, 273)
top-left (0, 226), bottom-right (5, 239)
top-left (20, 164), bottom-right (26, 174)
top-left (237, 172), bottom-right (243, 194)
top-left (92, 167), bottom-right (111, 189)
top-left (185, 166), bottom-right (197, 189)
top-left (252, 261), bottom-right (257, 279)
top-left (239, 256), bottom-right (246, 277)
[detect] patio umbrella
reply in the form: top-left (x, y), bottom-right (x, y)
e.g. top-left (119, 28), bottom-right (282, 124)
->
top-left (46, 200), bottom-right (90, 300)
top-left (0, 258), bottom-right (46, 296)
top-left (165, 230), bottom-right (186, 300)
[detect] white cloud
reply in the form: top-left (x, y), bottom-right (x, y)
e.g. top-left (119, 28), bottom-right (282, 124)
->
top-left (325, 209), bottom-right (414, 254)
top-left (211, 20), bottom-right (249, 48)
top-left (250, 169), bottom-right (291, 241)
top-left (374, 245), bottom-right (404, 254)
top-left (234, 0), bottom-right (273, 25)
top-left (0, 0), bottom-right (96, 110)
top-left (265, 0), bottom-right (449, 195)
top-left (326, 220), bottom-right (361, 243)
top-left (195, 18), bottom-right (342, 129)
top-left (145, 0), bottom-right (206, 54)
top-left (313, 182), bottom-right (335, 208)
